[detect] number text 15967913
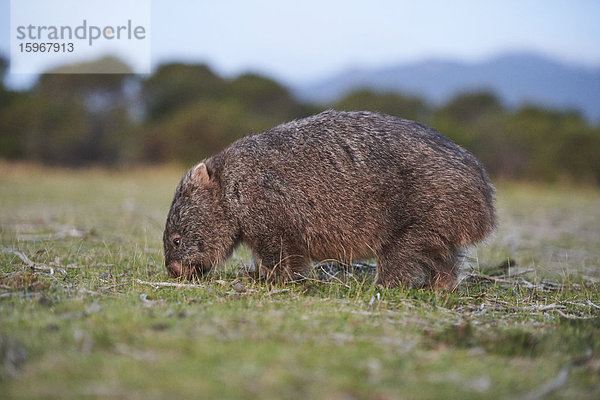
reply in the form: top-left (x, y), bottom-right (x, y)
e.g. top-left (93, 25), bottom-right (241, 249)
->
top-left (19, 43), bottom-right (75, 53)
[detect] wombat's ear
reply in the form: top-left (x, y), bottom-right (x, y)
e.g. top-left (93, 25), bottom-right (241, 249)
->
top-left (189, 162), bottom-right (211, 186)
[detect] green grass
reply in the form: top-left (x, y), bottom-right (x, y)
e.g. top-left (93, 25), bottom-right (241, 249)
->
top-left (1, 163), bottom-right (599, 399)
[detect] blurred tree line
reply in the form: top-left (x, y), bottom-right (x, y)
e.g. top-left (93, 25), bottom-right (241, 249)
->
top-left (1, 56), bottom-right (599, 184)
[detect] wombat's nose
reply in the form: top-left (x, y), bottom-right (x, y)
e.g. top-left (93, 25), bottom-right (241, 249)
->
top-left (167, 260), bottom-right (184, 278)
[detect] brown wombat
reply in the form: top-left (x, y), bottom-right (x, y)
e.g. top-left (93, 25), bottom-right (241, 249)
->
top-left (163, 110), bottom-right (496, 289)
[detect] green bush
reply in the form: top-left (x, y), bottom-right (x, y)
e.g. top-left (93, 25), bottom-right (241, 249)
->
top-left (0, 56), bottom-right (598, 183)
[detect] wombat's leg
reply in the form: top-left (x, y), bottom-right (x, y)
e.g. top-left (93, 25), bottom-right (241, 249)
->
top-left (375, 241), bottom-right (432, 288)
top-left (376, 235), bottom-right (460, 290)
top-left (253, 240), bottom-right (309, 283)
top-left (429, 248), bottom-right (462, 290)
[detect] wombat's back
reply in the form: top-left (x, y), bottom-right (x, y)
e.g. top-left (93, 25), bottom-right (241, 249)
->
top-left (221, 110), bottom-right (495, 265)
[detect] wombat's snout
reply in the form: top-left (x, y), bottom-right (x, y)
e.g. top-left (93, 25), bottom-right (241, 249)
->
top-left (166, 260), bottom-right (185, 278)
top-left (166, 260), bottom-right (210, 280)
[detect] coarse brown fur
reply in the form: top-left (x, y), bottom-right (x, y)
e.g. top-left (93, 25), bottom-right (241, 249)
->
top-left (163, 110), bottom-right (496, 289)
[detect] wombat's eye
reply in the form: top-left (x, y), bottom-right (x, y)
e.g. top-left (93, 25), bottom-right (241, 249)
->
top-left (171, 236), bottom-right (181, 249)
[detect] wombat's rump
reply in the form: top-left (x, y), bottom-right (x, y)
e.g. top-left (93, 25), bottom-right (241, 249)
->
top-left (163, 110), bottom-right (496, 289)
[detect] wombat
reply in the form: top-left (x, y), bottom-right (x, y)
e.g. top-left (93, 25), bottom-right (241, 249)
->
top-left (163, 110), bottom-right (496, 289)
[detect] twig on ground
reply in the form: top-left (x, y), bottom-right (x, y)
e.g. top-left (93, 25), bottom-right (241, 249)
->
top-left (139, 293), bottom-right (164, 305)
top-left (517, 279), bottom-right (535, 288)
top-left (522, 365), bottom-right (569, 400)
top-left (135, 279), bottom-right (206, 289)
top-left (263, 288), bottom-right (290, 296)
top-left (586, 299), bottom-right (600, 310)
top-left (292, 273), bottom-right (345, 287)
top-left (114, 343), bottom-right (157, 362)
top-left (530, 303), bottom-right (566, 311)
top-left (31, 264), bottom-right (67, 275)
top-left (77, 288), bottom-right (100, 296)
top-left (497, 268), bottom-right (535, 279)
top-left (556, 309), bottom-right (594, 320)
top-left (2, 246), bottom-right (35, 265)
top-left (467, 271), bottom-right (511, 284)
top-left (97, 282), bottom-right (129, 291)
top-left (467, 268), bottom-right (535, 284)
top-left (315, 266), bottom-right (351, 288)
top-left (563, 300), bottom-right (600, 310)
top-left (1, 246), bottom-right (67, 275)
top-left (90, 263), bottom-right (115, 268)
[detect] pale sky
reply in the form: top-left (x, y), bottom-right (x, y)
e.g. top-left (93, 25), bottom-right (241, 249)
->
top-left (1, 0), bottom-right (599, 89)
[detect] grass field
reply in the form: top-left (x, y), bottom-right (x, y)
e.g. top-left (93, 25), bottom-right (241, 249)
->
top-left (1, 163), bottom-right (599, 399)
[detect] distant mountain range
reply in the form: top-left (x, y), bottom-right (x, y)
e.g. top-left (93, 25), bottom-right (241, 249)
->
top-left (292, 53), bottom-right (600, 122)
